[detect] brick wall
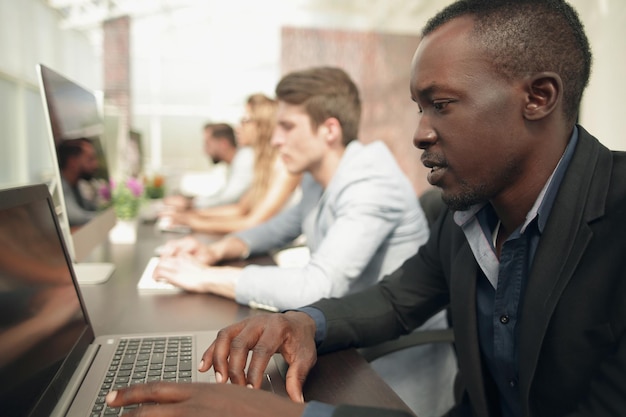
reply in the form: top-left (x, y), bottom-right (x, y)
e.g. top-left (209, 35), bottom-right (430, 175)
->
top-left (103, 15), bottom-right (133, 177)
top-left (103, 16), bottom-right (131, 125)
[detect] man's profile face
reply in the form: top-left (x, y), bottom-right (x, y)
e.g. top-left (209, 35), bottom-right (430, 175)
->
top-left (203, 128), bottom-right (222, 164)
top-left (410, 16), bottom-right (528, 211)
top-left (78, 141), bottom-right (99, 181)
top-left (271, 102), bottom-right (327, 175)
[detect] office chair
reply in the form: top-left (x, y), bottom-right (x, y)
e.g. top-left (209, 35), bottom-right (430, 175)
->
top-left (358, 188), bottom-right (454, 362)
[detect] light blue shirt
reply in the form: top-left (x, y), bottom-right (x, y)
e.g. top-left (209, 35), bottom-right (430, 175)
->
top-left (234, 140), bottom-right (426, 311)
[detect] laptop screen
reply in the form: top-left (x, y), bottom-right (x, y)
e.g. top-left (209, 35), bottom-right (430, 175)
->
top-left (0, 185), bottom-right (95, 417)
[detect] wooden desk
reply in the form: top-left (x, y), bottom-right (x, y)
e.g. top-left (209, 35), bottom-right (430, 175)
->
top-left (78, 222), bottom-right (414, 413)
top-left (79, 223), bottom-right (270, 335)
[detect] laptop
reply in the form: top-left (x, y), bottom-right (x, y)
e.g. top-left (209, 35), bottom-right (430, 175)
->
top-left (0, 184), bottom-right (287, 417)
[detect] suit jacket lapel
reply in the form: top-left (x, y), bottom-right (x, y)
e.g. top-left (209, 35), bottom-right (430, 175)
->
top-left (517, 127), bottom-right (611, 411)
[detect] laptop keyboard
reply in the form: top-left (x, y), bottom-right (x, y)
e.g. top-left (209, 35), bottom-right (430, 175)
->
top-left (91, 336), bottom-right (193, 417)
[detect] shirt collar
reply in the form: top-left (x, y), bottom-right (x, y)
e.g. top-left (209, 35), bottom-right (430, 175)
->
top-left (533, 126), bottom-right (579, 232)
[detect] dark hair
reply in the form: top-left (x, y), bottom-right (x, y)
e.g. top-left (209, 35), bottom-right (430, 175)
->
top-left (205, 122), bottom-right (236, 148)
top-left (423, 0), bottom-right (592, 124)
top-left (275, 66), bottom-right (361, 146)
top-left (57, 138), bottom-right (91, 169)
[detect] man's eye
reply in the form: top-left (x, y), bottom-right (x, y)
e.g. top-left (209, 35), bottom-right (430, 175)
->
top-left (433, 100), bottom-right (452, 111)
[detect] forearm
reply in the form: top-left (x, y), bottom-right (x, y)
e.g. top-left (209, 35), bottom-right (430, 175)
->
top-left (311, 250), bottom-right (449, 354)
top-left (309, 285), bottom-right (407, 354)
top-left (234, 204), bottom-right (304, 255)
top-left (235, 264), bottom-right (335, 311)
top-left (193, 174), bottom-right (300, 234)
top-left (192, 191), bottom-right (241, 209)
top-left (195, 203), bottom-right (247, 218)
top-left (187, 214), bottom-right (258, 234)
top-left (214, 235), bottom-right (251, 261)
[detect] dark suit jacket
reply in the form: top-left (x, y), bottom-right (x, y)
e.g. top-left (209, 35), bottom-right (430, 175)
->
top-left (311, 126), bottom-right (626, 417)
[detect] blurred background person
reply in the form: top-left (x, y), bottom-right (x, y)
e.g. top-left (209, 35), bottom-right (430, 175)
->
top-left (162, 93), bottom-right (301, 235)
top-left (164, 122), bottom-right (254, 210)
top-left (56, 138), bottom-right (100, 227)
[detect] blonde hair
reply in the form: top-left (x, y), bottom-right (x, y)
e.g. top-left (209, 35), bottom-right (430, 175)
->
top-left (245, 93), bottom-right (279, 207)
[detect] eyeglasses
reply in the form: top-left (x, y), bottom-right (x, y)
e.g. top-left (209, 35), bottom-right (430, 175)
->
top-left (240, 116), bottom-right (255, 125)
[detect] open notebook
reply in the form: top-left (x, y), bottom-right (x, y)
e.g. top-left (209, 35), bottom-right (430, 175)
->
top-left (0, 184), bottom-right (287, 417)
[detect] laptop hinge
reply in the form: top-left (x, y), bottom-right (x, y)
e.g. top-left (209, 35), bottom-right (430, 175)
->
top-left (50, 344), bottom-right (100, 417)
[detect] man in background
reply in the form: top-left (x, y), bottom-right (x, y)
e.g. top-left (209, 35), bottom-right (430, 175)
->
top-left (164, 122), bottom-right (254, 210)
top-left (57, 137), bottom-right (100, 227)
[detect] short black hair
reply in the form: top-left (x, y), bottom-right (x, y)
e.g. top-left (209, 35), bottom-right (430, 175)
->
top-left (57, 138), bottom-right (91, 169)
top-left (204, 122), bottom-right (236, 148)
top-left (423, 0), bottom-right (592, 124)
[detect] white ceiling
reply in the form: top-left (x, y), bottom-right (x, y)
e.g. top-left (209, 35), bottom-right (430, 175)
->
top-left (47, 0), bottom-right (202, 30)
top-left (45, 0), bottom-right (449, 32)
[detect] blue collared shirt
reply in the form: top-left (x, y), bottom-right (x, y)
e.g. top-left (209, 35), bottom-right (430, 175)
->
top-left (454, 127), bottom-right (579, 417)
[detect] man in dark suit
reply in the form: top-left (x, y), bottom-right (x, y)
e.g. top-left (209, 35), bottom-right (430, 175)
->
top-left (106, 0), bottom-right (626, 416)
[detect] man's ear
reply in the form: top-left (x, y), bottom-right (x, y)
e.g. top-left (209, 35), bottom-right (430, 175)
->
top-left (523, 72), bottom-right (562, 121)
top-left (321, 117), bottom-right (343, 144)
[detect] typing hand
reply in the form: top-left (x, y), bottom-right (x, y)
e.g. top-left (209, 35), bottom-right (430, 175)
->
top-left (199, 312), bottom-right (318, 403)
top-left (165, 211), bottom-right (190, 226)
top-left (159, 236), bottom-right (221, 265)
top-left (162, 194), bottom-right (190, 211)
top-left (153, 256), bottom-right (239, 298)
top-left (159, 236), bottom-right (201, 257)
top-left (106, 381), bottom-right (305, 417)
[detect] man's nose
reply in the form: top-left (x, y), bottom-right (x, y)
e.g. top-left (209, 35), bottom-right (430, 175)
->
top-left (413, 116), bottom-right (437, 150)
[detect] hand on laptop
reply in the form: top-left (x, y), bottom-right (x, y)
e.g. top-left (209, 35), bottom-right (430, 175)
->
top-left (106, 381), bottom-right (305, 417)
top-left (199, 311), bottom-right (318, 403)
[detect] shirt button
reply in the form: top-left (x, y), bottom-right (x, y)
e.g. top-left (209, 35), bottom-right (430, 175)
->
top-left (509, 379), bottom-right (517, 388)
top-left (500, 315), bottom-right (510, 324)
